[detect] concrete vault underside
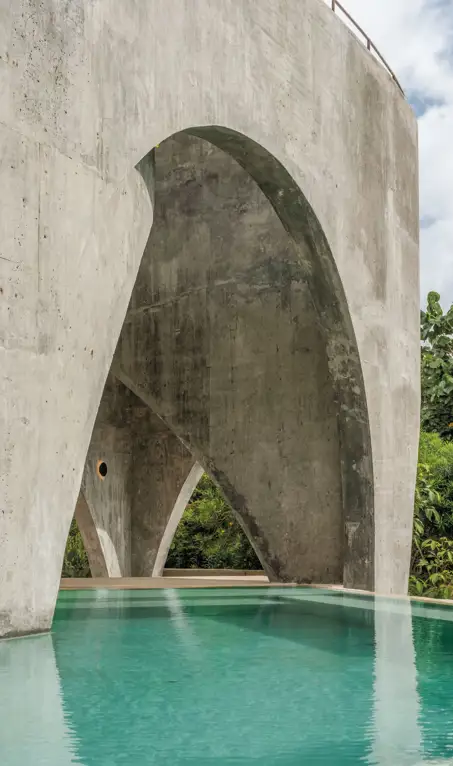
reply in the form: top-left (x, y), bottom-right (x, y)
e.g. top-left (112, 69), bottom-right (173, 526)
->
top-left (0, 0), bottom-right (419, 638)
top-left (78, 133), bottom-right (368, 588)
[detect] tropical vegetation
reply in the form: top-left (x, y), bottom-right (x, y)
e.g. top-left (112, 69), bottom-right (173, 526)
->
top-left (410, 292), bottom-right (453, 598)
top-left (62, 519), bottom-right (91, 578)
top-left (166, 473), bottom-right (261, 570)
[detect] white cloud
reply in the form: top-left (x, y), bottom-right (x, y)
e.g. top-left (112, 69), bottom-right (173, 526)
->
top-left (325, 0), bottom-right (453, 309)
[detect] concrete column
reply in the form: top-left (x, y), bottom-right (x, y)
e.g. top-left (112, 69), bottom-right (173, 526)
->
top-left (74, 494), bottom-right (109, 579)
top-left (150, 463), bottom-right (204, 576)
top-left (0, 142), bottom-right (152, 637)
top-left (75, 374), bottom-right (202, 578)
top-left (130, 410), bottom-right (202, 576)
top-left (78, 376), bottom-right (136, 577)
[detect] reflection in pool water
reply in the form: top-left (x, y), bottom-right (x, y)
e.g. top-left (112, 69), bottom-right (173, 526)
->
top-left (1, 588), bottom-right (453, 765)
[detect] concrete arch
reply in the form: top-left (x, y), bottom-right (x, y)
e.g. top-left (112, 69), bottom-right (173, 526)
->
top-left (74, 373), bottom-right (203, 579)
top-left (0, 0), bottom-right (418, 637)
top-left (151, 463), bottom-right (204, 577)
top-left (76, 375), bottom-right (261, 579)
top-left (116, 131), bottom-right (372, 587)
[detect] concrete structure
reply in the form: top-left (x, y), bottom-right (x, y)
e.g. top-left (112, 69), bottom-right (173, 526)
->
top-left (0, 0), bottom-right (419, 638)
top-left (76, 374), bottom-right (201, 578)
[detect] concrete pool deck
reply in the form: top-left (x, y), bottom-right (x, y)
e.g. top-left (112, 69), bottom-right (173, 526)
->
top-left (61, 568), bottom-right (274, 589)
top-left (60, 575), bottom-right (271, 590)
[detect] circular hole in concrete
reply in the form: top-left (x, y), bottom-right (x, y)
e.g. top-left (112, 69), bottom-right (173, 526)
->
top-left (97, 460), bottom-right (108, 479)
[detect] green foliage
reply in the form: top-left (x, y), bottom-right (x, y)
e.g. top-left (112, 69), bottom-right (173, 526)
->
top-left (61, 476), bottom-right (260, 579)
top-left (62, 519), bottom-right (91, 578)
top-left (410, 432), bottom-right (453, 598)
top-left (419, 429), bottom-right (453, 470)
top-left (409, 538), bottom-right (453, 600)
top-left (411, 295), bottom-right (453, 599)
top-left (421, 291), bottom-right (453, 438)
top-left (418, 434), bottom-right (453, 529)
top-left (166, 473), bottom-right (261, 570)
top-left (417, 433), bottom-right (453, 534)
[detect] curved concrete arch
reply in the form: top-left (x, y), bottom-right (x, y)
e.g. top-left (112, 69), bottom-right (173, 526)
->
top-left (116, 131), bottom-right (371, 587)
top-left (74, 373), bottom-right (203, 580)
top-left (151, 463), bottom-right (204, 577)
top-left (0, 0), bottom-right (418, 636)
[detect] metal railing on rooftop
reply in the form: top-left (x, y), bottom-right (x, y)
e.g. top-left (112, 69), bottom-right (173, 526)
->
top-left (331, 0), bottom-right (405, 96)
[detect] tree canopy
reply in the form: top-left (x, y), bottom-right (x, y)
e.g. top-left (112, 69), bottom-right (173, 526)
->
top-left (421, 291), bottom-right (453, 437)
top-left (410, 293), bottom-right (453, 597)
top-left (166, 473), bottom-right (261, 570)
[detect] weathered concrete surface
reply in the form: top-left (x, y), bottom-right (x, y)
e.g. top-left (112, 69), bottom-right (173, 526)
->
top-left (74, 494), bottom-right (109, 578)
top-left (116, 134), bottom-right (349, 586)
top-left (0, 150), bottom-right (152, 637)
top-left (130, 421), bottom-right (201, 577)
top-left (147, 465), bottom-right (204, 577)
top-left (75, 374), bottom-right (201, 578)
top-left (78, 376), bottom-right (135, 578)
top-left (0, 0), bottom-right (419, 637)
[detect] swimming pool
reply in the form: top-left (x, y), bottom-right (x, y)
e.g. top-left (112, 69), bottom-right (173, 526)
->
top-left (1, 588), bottom-right (453, 765)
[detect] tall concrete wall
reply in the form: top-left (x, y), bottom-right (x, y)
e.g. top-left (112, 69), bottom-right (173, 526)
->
top-left (0, 0), bottom-right (419, 637)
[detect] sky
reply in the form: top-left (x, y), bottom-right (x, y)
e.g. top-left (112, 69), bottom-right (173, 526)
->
top-left (324, 0), bottom-right (453, 309)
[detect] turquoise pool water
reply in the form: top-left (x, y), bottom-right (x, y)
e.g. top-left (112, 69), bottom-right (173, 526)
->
top-left (2, 588), bottom-right (453, 765)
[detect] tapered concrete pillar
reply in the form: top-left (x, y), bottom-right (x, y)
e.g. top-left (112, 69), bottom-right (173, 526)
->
top-left (0, 148), bottom-right (152, 637)
top-left (77, 376), bottom-right (136, 577)
top-left (76, 374), bottom-right (201, 578)
top-left (129, 416), bottom-right (201, 577)
top-left (74, 494), bottom-right (109, 578)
